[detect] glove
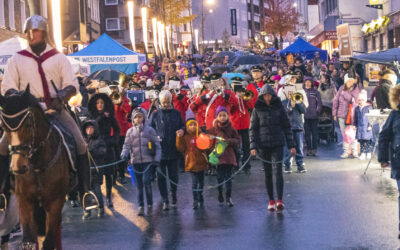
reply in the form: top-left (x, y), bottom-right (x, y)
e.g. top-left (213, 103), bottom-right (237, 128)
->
top-left (121, 154), bottom-right (130, 162)
top-left (224, 93), bottom-right (230, 101)
top-left (57, 85), bottom-right (77, 103)
top-left (177, 94), bottom-right (185, 101)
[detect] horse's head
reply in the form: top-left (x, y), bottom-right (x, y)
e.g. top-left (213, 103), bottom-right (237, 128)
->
top-left (0, 85), bottom-right (44, 174)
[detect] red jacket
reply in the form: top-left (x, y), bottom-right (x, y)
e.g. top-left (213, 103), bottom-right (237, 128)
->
top-left (190, 92), bottom-right (207, 128)
top-left (230, 86), bottom-right (258, 130)
top-left (192, 89), bottom-right (238, 130)
top-left (173, 91), bottom-right (189, 122)
top-left (247, 80), bottom-right (264, 94)
top-left (114, 97), bottom-right (132, 136)
top-left (208, 120), bottom-right (240, 166)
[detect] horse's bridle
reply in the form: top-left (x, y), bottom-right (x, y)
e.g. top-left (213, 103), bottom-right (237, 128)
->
top-left (0, 107), bottom-right (53, 165)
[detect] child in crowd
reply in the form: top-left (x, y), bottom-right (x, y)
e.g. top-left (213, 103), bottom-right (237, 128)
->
top-left (121, 108), bottom-right (162, 216)
top-left (176, 118), bottom-right (208, 209)
top-left (354, 90), bottom-right (373, 160)
top-left (82, 120), bottom-right (107, 220)
top-left (208, 106), bottom-right (240, 207)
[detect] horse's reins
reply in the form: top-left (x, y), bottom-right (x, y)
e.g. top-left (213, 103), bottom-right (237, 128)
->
top-left (0, 107), bottom-right (60, 173)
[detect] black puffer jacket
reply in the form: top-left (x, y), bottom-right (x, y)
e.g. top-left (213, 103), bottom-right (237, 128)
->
top-left (250, 84), bottom-right (294, 150)
top-left (88, 93), bottom-right (120, 171)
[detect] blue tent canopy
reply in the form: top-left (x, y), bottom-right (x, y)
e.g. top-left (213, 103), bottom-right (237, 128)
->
top-left (280, 37), bottom-right (328, 62)
top-left (68, 34), bottom-right (146, 74)
top-left (351, 48), bottom-right (400, 65)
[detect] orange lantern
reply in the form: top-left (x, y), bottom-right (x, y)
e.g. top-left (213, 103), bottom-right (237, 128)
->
top-left (195, 133), bottom-right (212, 150)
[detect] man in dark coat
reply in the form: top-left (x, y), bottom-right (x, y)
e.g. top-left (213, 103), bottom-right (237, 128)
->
top-left (149, 90), bottom-right (184, 210)
top-left (250, 84), bottom-right (295, 212)
top-left (374, 69), bottom-right (397, 109)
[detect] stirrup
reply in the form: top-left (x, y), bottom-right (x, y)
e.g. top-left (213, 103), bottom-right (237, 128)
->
top-left (82, 191), bottom-right (99, 211)
top-left (0, 193), bottom-right (7, 212)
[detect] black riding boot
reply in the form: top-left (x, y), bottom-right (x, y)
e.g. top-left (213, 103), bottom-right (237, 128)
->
top-left (77, 154), bottom-right (99, 211)
top-left (0, 155), bottom-right (10, 212)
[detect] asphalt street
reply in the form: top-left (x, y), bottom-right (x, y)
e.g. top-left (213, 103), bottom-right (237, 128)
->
top-left (8, 143), bottom-right (400, 250)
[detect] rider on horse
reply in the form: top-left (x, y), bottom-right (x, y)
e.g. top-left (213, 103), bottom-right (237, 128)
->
top-left (0, 15), bottom-right (98, 211)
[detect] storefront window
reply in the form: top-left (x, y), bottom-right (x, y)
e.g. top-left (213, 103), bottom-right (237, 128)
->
top-left (379, 34), bottom-right (384, 51)
top-left (372, 36), bottom-right (376, 51)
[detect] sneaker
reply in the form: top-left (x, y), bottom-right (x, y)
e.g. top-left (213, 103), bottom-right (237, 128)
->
top-left (311, 150), bottom-right (317, 157)
top-left (267, 200), bottom-right (276, 211)
top-left (192, 201), bottom-right (199, 210)
top-left (97, 208), bottom-right (105, 217)
top-left (297, 165), bottom-right (307, 173)
top-left (138, 206), bottom-right (145, 216)
top-left (70, 200), bottom-right (79, 208)
top-left (82, 210), bottom-right (91, 220)
top-left (162, 202), bottom-right (169, 211)
top-left (106, 198), bottom-right (113, 209)
top-left (276, 200), bottom-right (285, 211)
top-left (218, 192), bottom-right (224, 203)
top-left (340, 152), bottom-right (349, 159)
top-left (171, 194), bottom-right (177, 206)
top-left (366, 153), bottom-right (372, 160)
top-left (358, 153), bottom-right (366, 160)
top-left (284, 166), bottom-right (292, 174)
top-left (226, 198), bottom-right (234, 207)
top-left (352, 152), bottom-right (359, 158)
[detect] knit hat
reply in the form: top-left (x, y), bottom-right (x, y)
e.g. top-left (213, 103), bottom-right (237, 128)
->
top-left (131, 107), bottom-right (147, 123)
top-left (272, 75), bottom-right (281, 81)
top-left (215, 106), bottom-right (229, 117)
top-left (358, 89), bottom-right (368, 102)
top-left (186, 118), bottom-right (199, 136)
top-left (159, 90), bottom-right (172, 101)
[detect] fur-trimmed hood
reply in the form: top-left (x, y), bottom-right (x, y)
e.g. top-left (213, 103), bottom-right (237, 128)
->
top-left (390, 84), bottom-right (400, 110)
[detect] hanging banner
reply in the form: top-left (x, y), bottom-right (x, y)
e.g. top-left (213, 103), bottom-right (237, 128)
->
top-left (71, 55), bottom-right (139, 65)
top-left (231, 9), bottom-right (237, 36)
top-left (336, 23), bottom-right (352, 58)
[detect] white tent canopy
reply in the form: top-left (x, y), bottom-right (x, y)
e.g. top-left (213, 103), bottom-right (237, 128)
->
top-left (0, 36), bottom-right (28, 77)
top-left (67, 57), bottom-right (91, 76)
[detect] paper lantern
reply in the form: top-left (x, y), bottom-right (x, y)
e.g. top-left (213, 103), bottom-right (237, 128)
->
top-left (196, 133), bottom-right (212, 150)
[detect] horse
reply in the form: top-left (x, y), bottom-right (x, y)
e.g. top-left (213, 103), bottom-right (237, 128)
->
top-left (0, 85), bottom-right (70, 250)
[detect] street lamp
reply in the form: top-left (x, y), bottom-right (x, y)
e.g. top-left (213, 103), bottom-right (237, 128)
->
top-left (141, 7), bottom-right (148, 53)
top-left (51, 0), bottom-right (62, 52)
top-left (201, 0), bottom-right (215, 53)
top-left (127, 1), bottom-right (136, 51)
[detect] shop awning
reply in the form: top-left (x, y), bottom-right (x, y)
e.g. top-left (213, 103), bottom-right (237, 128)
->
top-left (351, 48), bottom-right (400, 65)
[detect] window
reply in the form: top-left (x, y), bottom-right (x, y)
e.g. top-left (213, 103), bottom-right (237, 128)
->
top-left (8, 0), bottom-right (15, 29)
top-left (254, 22), bottom-right (260, 31)
top-left (91, 0), bottom-right (100, 23)
top-left (379, 33), bottom-right (384, 51)
top-left (21, 0), bottom-right (26, 31)
top-left (41, 0), bottom-right (47, 18)
top-left (106, 18), bottom-right (120, 31)
top-left (364, 38), bottom-right (368, 52)
top-left (105, 0), bottom-right (118, 5)
top-left (372, 36), bottom-right (376, 51)
top-left (0, 0), bottom-right (5, 27)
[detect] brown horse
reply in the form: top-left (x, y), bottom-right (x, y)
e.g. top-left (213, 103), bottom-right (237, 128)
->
top-left (0, 86), bottom-right (70, 250)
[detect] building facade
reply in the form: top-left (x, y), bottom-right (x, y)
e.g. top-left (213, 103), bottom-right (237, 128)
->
top-left (0, 0), bottom-right (31, 42)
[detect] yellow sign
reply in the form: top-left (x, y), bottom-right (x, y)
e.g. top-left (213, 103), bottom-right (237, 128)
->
top-left (369, 0), bottom-right (383, 4)
top-left (362, 16), bottom-right (389, 34)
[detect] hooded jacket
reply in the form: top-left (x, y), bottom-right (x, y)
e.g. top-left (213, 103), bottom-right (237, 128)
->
top-left (332, 83), bottom-right (362, 120)
top-left (82, 120), bottom-right (107, 168)
top-left (374, 79), bottom-right (392, 109)
top-left (176, 120), bottom-right (208, 172)
top-left (88, 93), bottom-right (120, 165)
top-left (149, 106), bottom-right (184, 160)
top-left (304, 80), bottom-right (322, 119)
top-left (354, 104), bottom-right (373, 140)
top-left (250, 85), bottom-right (295, 150)
top-left (282, 99), bottom-right (306, 131)
top-left (121, 108), bottom-right (162, 164)
top-left (379, 84), bottom-right (400, 179)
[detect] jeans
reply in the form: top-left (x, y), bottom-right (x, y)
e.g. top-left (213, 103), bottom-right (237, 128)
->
top-left (157, 159), bottom-right (179, 203)
top-left (191, 171), bottom-right (205, 202)
top-left (133, 163), bottom-right (153, 207)
top-left (284, 130), bottom-right (304, 167)
top-left (304, 118), bottom-right (319, 151)
top-left (217, 165), bottom-right (233, 198)
top-left (237, 129), bottom-right (251, 170)
top-left (397, 179), bottom-right (400, 231)
top-left (261, 147), bottom-right (284, 201)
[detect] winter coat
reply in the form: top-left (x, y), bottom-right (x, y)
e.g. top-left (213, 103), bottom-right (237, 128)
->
top-left (230, 86), bottom-right (258, 131)
top-left (82, 120), bottom-right (107, 181)
top-left (250, 85), bottom-right (295, 150)
top-left (176, 133), bottom-right (208, 172)
top-left (354, 105), bottom-right (373, 140)
top-left (192, 89), bottom-right (239, 130)
top-left (304, 84), bottom-right (322, 120)
top-left (88, 93), bottom-right (120, 170)
top-left (149, 108), bottom-right (184, 160)
top-left (114, 97), bottom-right (132, 136)
top-left (190, 91), bottom-right (208, 128)
top-left (374, 79), bottom-right (392, 109)
top-left (173, 92), bottom-right (190, 122)
top-left (379, 85), bottom-right (400, 179)
top-left (332, 84), bottom-right (362, 120)
top-left (208, 120), bottom-right (240, 167)
top-left (318, 83), bottom-right (337, 108)
top-left (283, 99), bottom-right (306, 131)
top-left (121, 109), bottom-right (162, 164)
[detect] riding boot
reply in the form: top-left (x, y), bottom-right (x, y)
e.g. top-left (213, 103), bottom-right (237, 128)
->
top-left (0, 155), bottom-right (10, 212)
top-left (77, 154), bottom-right (99, 211)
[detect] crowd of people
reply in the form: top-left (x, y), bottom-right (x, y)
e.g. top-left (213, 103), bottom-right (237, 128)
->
top-left (67, 49), bottom-right (399, 219)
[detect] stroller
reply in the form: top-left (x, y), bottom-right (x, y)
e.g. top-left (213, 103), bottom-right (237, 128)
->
top-left (318, 106), bottom-right (337, 144)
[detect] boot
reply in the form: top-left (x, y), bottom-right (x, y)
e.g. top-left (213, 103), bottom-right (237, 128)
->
top-left (218, 189), bottom-right (224, 205)
top-left (340, 143), bottom-right (350, 159)
top-left (0, 155), bottom-right (10, 212)
top-left (226, 191), bottom-right (234, 207)
top-left (171, 192), bottom-right (177, 206)
top-left (97, 207), bottom-right (105, 217)
top-left (77, 154), bottom-right (99, 211)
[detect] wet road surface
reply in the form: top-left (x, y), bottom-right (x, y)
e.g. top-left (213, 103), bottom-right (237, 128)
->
top-left (9, 144), bottom-right (400, 249)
